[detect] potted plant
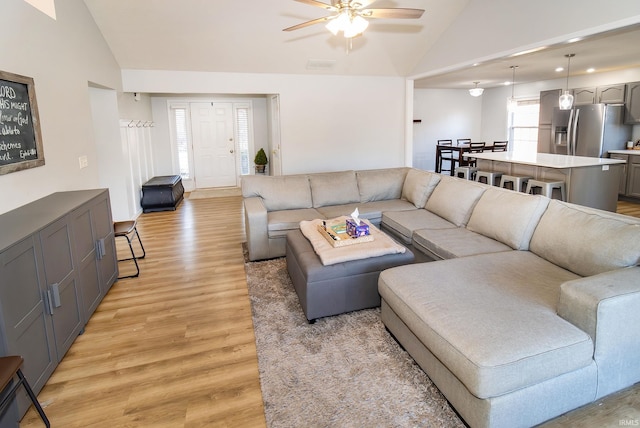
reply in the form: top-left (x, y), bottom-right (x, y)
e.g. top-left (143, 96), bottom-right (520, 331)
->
top-left (254, 148), bottom-right (268, 174)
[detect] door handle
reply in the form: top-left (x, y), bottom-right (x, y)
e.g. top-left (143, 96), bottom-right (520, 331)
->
top-left (230, 149), bottom-right (234, 153)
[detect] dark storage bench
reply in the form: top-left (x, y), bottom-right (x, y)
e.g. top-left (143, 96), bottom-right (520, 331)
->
top-left (141, 175), bottom-right (184, 213)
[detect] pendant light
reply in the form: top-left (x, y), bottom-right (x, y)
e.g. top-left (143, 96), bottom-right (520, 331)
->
top-left (559, 54), bottom-right (575, 110)
top-left (507, 65), bottom-right (518, 112)
top-left (469, 82), bottom-right (484, 97)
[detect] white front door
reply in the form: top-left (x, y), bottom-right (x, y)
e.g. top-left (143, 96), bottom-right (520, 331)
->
top-left (190, 102), bottom-right (237, 188)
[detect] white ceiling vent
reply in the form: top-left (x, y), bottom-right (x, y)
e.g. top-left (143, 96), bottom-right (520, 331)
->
top-left (306, 59), bottom-right (337, 71)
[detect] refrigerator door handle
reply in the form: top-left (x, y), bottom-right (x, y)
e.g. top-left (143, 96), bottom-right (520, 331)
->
top-left (567, 109), bottom-right (575, 155)
top-left (571, 108), bottom-right (580, 155)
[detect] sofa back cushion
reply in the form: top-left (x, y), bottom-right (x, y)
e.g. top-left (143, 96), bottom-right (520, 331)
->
top-left (530, 200), bottom-right (640, 276)
top-left (425, 176), bottom-right (486, 227)
top-left (401, 169), bottom-right (442, 208)
top-left (241, 175), bottom-right (312, 211)
top-left (467, 188), bottom-right (550, 250)
top-left (310, 170), bottom-right (360, 208)
top-left (357, 168), bottom-right (408, 202)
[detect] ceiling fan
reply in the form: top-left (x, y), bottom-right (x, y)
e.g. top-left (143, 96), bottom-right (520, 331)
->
top-left (283, 0), bottom-right (425, 39)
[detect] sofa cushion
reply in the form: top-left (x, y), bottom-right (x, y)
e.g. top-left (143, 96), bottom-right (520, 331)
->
top-left (425, 176), bottom-right (486, 227)
top-left (378, 251), bottom-right (591, 399)
top-left (267, 208), bottom-right (324, 238)
top-left (466, 188), bottom-right (550, 250)
top-left (242, 175), bottom-right (312, 211)
top-left (530, 200), bottom-right (640, 277)
top-left (316, 199), bottom-right (416, 227)
top-left (412, 227), bottom-right (512, 260)
top-left (356, 168), bottom-right (408, 202)
top-left (401, 169), bottom-right (441, 208)
top-left (382, 209), bottom-right (456, 244)
top-left (310, 171), bottom-right (360, 208)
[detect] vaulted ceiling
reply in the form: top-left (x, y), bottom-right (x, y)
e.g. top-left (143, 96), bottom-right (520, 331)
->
top-left (83, 0), bottom-right (468, 78)
top-left (83, 0), bottom-right (640, 90)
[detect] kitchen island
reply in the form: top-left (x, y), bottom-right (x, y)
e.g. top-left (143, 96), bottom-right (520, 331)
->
top-left (470, 151), bottom-right (625, 211)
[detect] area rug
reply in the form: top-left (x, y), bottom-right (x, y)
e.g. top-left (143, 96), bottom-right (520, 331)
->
top-left (187, 187), bottom-right (242, 199)
top-left (245, 256), bottom-right (466, 428)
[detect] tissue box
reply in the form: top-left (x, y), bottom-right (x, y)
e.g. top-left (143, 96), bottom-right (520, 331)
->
top-left (346, 218), bottom-right (370, 237)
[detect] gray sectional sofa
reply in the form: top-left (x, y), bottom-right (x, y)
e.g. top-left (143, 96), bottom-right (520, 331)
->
top-left (241, 167), bottom-right (640, 428)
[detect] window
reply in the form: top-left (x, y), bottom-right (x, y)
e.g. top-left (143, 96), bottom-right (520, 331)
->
top-left (509, 98), bottom-right (539, 156)
top-left (235, 106), bottom-right (251, 175)
top-left (170, 105), bottom-right (191, 179)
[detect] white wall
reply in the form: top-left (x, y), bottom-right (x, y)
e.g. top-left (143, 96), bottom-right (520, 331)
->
top-left (123, 70), bottom-right (407, 175)
top-left (0, 0), bottom-right (121, 214)
top-left (413, 89), bottom-right (482, 171)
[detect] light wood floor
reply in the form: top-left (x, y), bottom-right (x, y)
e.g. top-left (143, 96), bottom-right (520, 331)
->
top-left (21, 197), bottom-right (640, 427)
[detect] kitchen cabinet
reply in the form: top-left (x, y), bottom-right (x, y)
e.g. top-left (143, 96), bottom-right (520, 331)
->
top-left (596, 84), bottom-right (626, 104)
top-left (609, 153), bottom-right (628, 194)
top-left (573, 87), bottom-right (596, 105)
top-left (538, 89), bottom-right (561, 125)
top-left (0, 189), bottom-right (117, 425)
top-left (624, 81), bottom-right (640, 124)
top-left (627, 156), bottom-right (640, 199)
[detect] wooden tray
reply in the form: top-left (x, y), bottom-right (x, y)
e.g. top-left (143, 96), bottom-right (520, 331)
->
top-left (317, 224), bottom-right (374, 248)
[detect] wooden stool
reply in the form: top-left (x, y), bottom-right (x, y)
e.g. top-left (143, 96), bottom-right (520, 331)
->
top-left (475, 171), bottom-right (503, 186)
top-left (454, 166), bottom-right (478, 180)
top-left (526, 179), bottom-right (566, 201)
top-left (0, 356), bottom-right (50, 427)
top-left (500, 174), bottom-right (533, 192)
top-left (114, 220), bottom-right (146, 279)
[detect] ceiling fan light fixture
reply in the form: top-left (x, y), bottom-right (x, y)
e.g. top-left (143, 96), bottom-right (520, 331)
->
top-left (344, 15), bottom-right (368, 38)
top-left (326, 12), bottom-right (349, 35)
top-left (326, 11), bottom-right (368, 38)
top-left (469, 82), bottom-right (484, 97)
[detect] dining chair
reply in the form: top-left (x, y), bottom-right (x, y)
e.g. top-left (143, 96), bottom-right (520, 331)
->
top-left (466, 142), bottom-right (486, 167)
top-left (492, 141), bottom-right (508, 152)
top-left (436, 139), bottom-right (454, 174)
top-left (457, 138), bottom-right (471, 146)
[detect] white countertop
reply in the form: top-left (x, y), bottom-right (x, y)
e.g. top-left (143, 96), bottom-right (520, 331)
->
top-left (609, 150), bottom-right (640, 156)
top-left (471, 152), bottom-right (626, 168)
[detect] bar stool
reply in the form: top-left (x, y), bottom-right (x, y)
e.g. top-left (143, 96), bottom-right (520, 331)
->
top-left (475, 170), bottom-right (503, 186)
top-left (500, 174), bottom-right (533, 192)
top-left (454, 166), bottom-right (478, 180)
top-left (114, 220), bottom-right (146, 279)
top-left (526, 179), bottom-right (566, 201)
top-left (0, 356), bottom-right (50, 427)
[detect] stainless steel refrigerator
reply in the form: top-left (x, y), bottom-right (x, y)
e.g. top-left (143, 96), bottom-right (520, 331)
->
top-left (544, 104), bottom-right (631, 157)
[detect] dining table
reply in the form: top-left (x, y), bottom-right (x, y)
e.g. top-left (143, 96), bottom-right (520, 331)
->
top-left (434, 142), bottom-right (494, 175)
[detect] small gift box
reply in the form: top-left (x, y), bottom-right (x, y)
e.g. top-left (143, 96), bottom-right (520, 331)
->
top-left (346, 218), bottom-right (369, 237)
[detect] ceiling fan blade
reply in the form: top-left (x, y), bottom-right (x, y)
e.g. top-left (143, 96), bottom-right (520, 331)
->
top-left (283, 16), bottom-right (333, 32)
top-left (362, 8), bottom-right (425, 19)
top-left (294, 0), bottom-right (337, 11)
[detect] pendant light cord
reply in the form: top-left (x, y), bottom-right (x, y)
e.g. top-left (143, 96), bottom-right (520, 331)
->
top-left (565, 54), bottom-right (575, 91)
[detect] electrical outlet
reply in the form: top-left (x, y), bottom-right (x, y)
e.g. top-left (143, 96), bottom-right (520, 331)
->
top-left (79, 155), bottom-right (88, 169)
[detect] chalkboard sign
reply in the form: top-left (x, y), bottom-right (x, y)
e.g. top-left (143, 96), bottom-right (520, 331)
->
top-left (0, 71), bottom-right (44, 175)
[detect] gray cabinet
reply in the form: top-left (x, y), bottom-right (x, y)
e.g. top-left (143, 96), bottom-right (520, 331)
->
top-left (624, 81), bottom-right (640, 124)
top-left (596, 84), bottom-right (626, 104)
top-left (573, 87), bottom-right (596, 105)
top-left (627, 156), bottom-right (640, 199)
top-left (538, 89), bottom-right (561, 125)
top-left (0, 189), bottom-right (117, 425)
top-left (609, 153), bottom-right (628, 194)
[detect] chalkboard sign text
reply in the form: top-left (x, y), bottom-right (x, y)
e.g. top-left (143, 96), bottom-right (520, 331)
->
top-left (0, 71), bottom-right (45, 175)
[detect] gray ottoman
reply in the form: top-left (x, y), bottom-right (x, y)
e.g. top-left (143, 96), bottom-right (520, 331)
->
top-left (286, 229), bottom-right (414, 322)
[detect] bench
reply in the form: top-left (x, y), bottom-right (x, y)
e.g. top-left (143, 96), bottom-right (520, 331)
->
top-left (140, 175), bottom-right (184, 213)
